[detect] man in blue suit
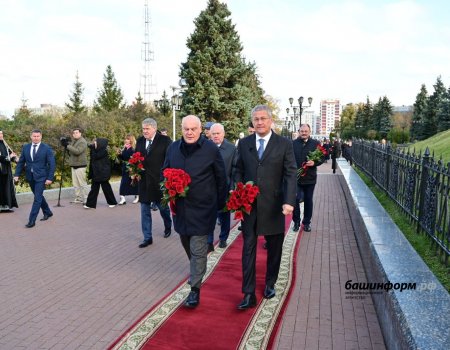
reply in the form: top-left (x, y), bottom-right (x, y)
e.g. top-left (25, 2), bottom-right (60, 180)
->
top-left (14, 129), bottom-right (56, 228)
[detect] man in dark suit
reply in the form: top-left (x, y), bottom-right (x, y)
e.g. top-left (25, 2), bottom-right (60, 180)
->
top-left (207, 123), bottom-right (237, 251)
top-left (14, 129), bottom-right (56, 228)
top-left (135, 118), bottom-right (172, 248)
top-left (163, 115), bottom-right (227, 308)
top-left (292, 124), bottom-right (324, 232)
top-left (234, 105), bottom-right (297, 309)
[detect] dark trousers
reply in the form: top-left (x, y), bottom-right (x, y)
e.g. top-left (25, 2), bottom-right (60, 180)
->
top-left (207, 210), bottom-right (231, 244)
top-left (293, 183), bottom-right (316, 226)
top-left (241, 214), bottom-right (284, 294)
top-left (28, 178), bottom-right (52, 223)
top-left (85, 181), bottom-right (117, 208)
top-left (180, 235), bottom-right (208, 289)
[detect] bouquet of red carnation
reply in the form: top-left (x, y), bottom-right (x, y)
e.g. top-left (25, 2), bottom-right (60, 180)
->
top-left (297, 144), bottom-right (327, 179)
top-left (225, 181), bottom-right (260, 221)
top-left (160, 168), bottom-right (191, 215)
top-left (126, 152), bottom-right (145, 186)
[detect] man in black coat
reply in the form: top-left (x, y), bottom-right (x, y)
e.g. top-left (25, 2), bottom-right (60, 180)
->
top-left (207, 122), bottom-right (237, 251)
top-left (234, 105), bottom-right (297, 309)
top-left (292, 124), bottom-right (324, 232)
top-left (135, 118), bottom-right (173, 248)
top-left (163, 115), bottom-right (227, 308)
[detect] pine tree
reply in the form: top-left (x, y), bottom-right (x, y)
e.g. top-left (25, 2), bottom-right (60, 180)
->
top-left (371, 98), bottom-right (382, 132)
top-left (94, 65), bottom-right (125, 112)
top-left (378, 96), bottom-right (393, 138)
top-left (411, 84), bottom-right (428, 140)
top-left (422, 76), bottom-right (446, 139)
top-left (437, 86), bottom-right (450, 132)
top-left (128, 91), bottom-right (147, 121)
top-left (65, 71), bottom-right (86, 114)
top-left (179, 0), bottom-right (265, 127)
top-left (362, 97), bottom-right (373, 133)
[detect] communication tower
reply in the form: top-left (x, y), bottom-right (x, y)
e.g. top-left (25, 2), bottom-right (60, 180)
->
top-left (140, 0), bottom-right (157, 103)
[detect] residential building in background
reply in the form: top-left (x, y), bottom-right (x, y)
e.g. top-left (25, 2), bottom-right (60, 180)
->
top-left (320, 99), bottom-right (341, 135)
top-left (14, 104), bottom-right (67, 117)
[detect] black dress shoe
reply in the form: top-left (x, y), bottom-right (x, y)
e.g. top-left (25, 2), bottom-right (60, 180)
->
top-left (207, 243), bottom-right (214, 253)
top-left (164, 231), bottom-right (171, 238)
top-left (237, 293), bottom-right (257, 310)
top-left (218, 240), bottom-right (227, 248)
top-left (303, 224), bottom-right (312, 232)
top-left (138, 239), bottom-right (153, 248)
top-left (40, 213), bottom-right (53, 221)
top-left (184, 290), bottom-right (200, 308)
top-left (25, 222), bottom-right (35, 228)
top-left (293, 222), bottom-right (300, 231)
top-left (264, 285), bottom-right (276, 299)
top-left (237, 225), bottom-right (242, 231)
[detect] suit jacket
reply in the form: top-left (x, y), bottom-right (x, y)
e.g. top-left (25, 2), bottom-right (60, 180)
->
top-left (135, 132), bottom-right (172, 203)
top-left (15, 143), bottom-right (55, 183)
top-left (217, 139), bottom-right (237, 188)
top-left (292, 137), bottom-right (323, 185)
top-left (234, 132), bottom-right (297, 235)
top-left (163, 135), bottom-right (227, 236)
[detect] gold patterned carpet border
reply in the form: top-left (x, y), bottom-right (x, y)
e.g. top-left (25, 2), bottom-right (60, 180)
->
top-left (110, 223), bottom-right (300, 350)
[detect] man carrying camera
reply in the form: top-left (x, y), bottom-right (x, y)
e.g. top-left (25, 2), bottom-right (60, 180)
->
top-left (62, 128), bottom-right (88, 204)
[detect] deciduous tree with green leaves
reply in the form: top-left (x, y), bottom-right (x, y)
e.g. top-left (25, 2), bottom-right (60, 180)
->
top-left (179, 0), bottom-right (265, 134)
top-left (94, 65), bottom-right (125, 113)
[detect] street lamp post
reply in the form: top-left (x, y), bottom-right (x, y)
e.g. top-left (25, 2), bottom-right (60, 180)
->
top-left (286, 96), bottom-right (313, 134)
top-left (169, 79), bottom-right (187, 140)
top-left (154, 90), bottom-right (171, 116)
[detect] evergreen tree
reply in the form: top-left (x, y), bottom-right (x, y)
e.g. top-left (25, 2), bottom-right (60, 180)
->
top-left (94, 65), bottom-right (125, 112)
top-left (411, 84), bottom-right (428, 140)
top-left (422, 76), bottom-right (446, 139)
top-left (371, 97), bottom-right (382, 132)
top-left (377, 96), bottom-right (393, 138)
top-left (437, 86), bottom-right (450, 132)
top-left (361, 97), bottom-right (373, 134)
top-left (128, 91), bottom-right (147, 121)
top-left (65, 71), bottom-right (86, 114)
top-left (179, 0), bottom-right (265, 127)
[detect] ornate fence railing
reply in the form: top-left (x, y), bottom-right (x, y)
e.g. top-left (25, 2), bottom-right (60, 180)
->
top-left (352, 139), bottom-right (450, 264)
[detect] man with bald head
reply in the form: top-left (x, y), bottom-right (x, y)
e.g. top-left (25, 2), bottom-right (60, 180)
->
top-left (163, 115), bottom-right (227, 308)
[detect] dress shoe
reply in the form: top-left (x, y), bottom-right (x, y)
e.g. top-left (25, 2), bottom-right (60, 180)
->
top-left (138, 239), bottom-right (153, 248)
top-left (237, 225), bottom-right (242, 231)
top-left (132, 196), bottom-right (139, 204)
top-left (164, 230), bottom-right (171, 238)
top-left (25, 222), bottom-right (35, 228)
top-left (293, 222), bottom-right (300, 232)
top-left (264, 285), bottom-right (276, 299)
top-left (40, 212), bottom-right (53, 221)
top-left (219, 240), bottom-right (227, 248)
top-left (108, 204), bottom-right (117, 208)
top-left (83, 205), bottom-right (94, 209)
top-left (303, 224), bottom-right (312, 232)
top-left (237, 293), bottom-right (257, 310)
top-left (207, 243), bottom-right (214, 253)
top-left (184, 289), bottom-right (200, 308)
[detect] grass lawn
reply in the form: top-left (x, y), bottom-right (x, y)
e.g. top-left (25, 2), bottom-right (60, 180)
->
top-left (355, 167), bottom-right (450, 292)
top-left (406, 129), bottom-right (450, 164)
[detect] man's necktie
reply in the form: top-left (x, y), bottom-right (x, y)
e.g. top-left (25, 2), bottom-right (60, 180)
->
top-left (146, 139), bottom-right (152, 154)
top-left (32, 144), bottom-right (37, 160)
top-left (258, 139), bottom-right (265, 159)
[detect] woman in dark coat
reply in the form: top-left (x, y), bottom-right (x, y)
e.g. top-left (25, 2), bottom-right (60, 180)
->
top-left (84, 138), bottom-right (118, 209)
top-left (0, 131), bottom-right (18, 211)
top-left (117, 134), bottom-right (138, 205)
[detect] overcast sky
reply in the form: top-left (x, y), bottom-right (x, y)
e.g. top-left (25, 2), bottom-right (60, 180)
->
top-left (1, 0), bottom-right (450, 117)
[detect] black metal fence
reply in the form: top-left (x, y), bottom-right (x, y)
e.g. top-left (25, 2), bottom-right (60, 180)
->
top-left (352, 139), bottom-right (450, 264)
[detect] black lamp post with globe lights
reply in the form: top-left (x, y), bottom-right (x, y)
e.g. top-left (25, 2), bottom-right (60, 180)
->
top-left (285, 96), bottom-right (313, 136)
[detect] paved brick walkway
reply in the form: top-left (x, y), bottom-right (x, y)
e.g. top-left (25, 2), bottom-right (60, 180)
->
top-left (0, 161), bottom-right (385, 349)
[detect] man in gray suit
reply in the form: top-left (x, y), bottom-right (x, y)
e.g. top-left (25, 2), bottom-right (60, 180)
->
top-left (234, 105), bottom-right (297, 309)
top-left (207, 123), bottom-right (237, 251)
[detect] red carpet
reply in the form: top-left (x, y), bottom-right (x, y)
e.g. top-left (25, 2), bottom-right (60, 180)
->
top-left (110, 216), bottom-right (300, 350)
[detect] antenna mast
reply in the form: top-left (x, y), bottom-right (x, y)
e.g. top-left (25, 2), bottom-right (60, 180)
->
top-left (140, 0), bottom-right (157, 103)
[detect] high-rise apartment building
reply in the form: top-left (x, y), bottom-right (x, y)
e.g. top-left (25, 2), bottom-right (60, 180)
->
top-left (320, 99), bottom-right (341, 135)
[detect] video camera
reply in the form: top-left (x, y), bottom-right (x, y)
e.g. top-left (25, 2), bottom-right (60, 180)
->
top-left (60, 136), bottom-right (70, 148)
